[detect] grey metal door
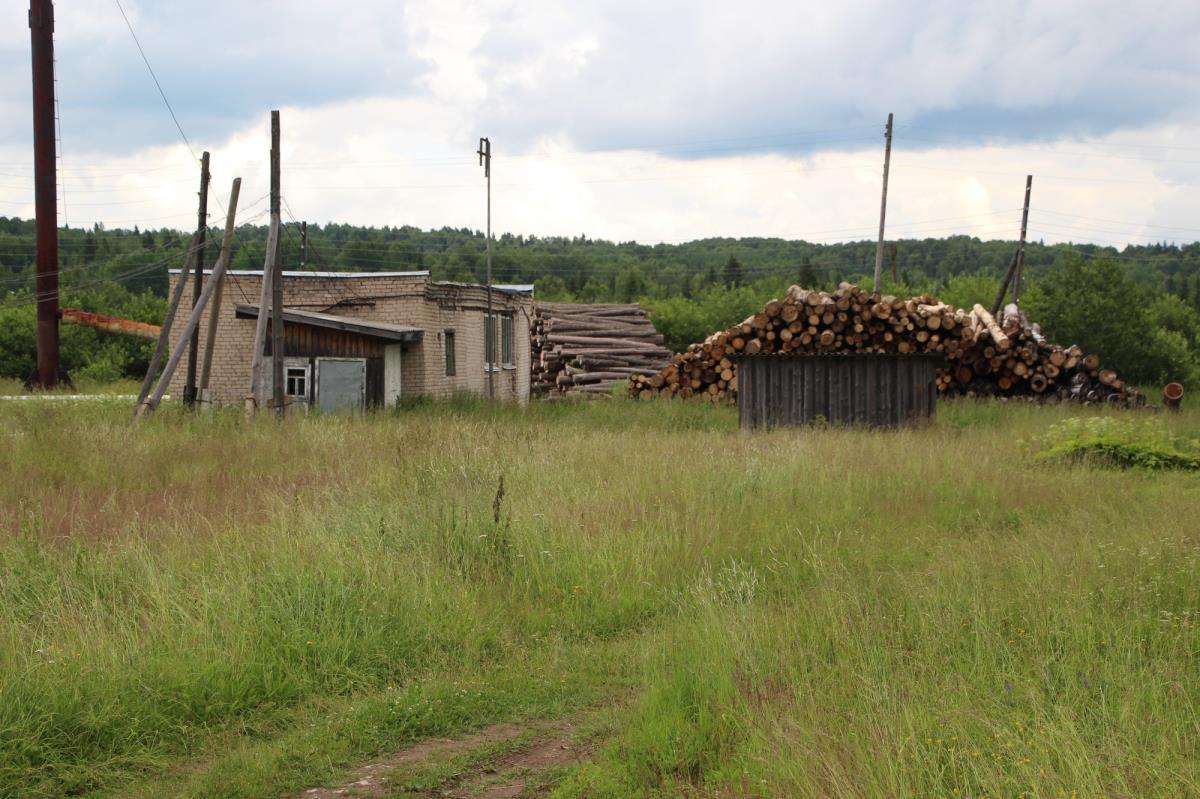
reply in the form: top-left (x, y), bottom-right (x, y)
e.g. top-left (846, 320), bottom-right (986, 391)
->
top-left (315, 358), bottom-right (366, 413)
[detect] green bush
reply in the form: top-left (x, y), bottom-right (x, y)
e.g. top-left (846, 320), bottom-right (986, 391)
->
top-left (1035, 417), bottom-right (1200, 471)
top-left (1024, 256), bottom-right (1200, 386)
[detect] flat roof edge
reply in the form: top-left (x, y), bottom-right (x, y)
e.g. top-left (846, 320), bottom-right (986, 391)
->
top-left (167, 269), bottom-right (430, 278)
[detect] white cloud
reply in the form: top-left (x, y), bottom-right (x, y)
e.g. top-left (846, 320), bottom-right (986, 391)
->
top-left (0, 0), bottom-right (1197, 250)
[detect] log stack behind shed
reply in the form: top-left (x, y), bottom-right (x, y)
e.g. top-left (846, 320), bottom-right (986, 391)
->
top-left (629, 282), bottom-right (1144, 407)
top-left (532, 302), bottom-right (672, 398)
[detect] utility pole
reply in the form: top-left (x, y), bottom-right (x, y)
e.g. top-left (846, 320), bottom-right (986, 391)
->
top-left (477, 136), bottom-right (493, 399)
top-left (1011, 174), bottom-right (1032, 304)
top-left (270, 110), bottom-right (285, 416)
top-left (29, 0), bottom-right (59, 388)
top-left (199, 178), bottom-right (242, 396)
top-left (184, 151), bottom-right (210, 406)
top-left (138, 178), bottom-right (241, 419)
top-left (872, 113), bottom-right (894, 295)
top-left (299, 221), bottom-right (307, 267)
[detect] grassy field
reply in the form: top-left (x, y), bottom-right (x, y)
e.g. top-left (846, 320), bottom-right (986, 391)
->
top-left (0, 377), bottom-right (142, 396)
top-left (1, 396), bottom-right (1198, 798)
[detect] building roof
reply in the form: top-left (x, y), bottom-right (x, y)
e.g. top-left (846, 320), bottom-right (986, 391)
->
top-left (234, 305), bottom-right (424, 343)
top-left (427, 278), bottom-right (530, 293)
top-left (169, 269), bottom-right (430, 279)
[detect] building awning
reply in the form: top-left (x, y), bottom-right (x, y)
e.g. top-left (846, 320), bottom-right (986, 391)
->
top-left (234, 305), bottom-right (424, 343)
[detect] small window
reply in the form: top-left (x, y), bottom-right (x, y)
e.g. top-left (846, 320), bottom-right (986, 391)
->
top-left (285, 365), bottom-right (308, 399)
top-left (444, 330), bottom-right (456, 376)
top-left (501, 316), bottom-right (514, 367)
top-left (484, 314), bottom-right (496, 371)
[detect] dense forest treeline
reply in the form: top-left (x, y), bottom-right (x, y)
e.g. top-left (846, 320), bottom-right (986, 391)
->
top-left (2, 216), bottom-right (1200, 388)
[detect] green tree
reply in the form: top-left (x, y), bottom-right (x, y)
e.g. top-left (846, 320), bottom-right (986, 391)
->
top-left (614, 266), bottom-right (648, 302)
top-left (722, 255), bottom-right (743, 287)
top-left (797, 257), bottom-right (816, 289)
top-left (1024, 257), bottom-right (1198, 386)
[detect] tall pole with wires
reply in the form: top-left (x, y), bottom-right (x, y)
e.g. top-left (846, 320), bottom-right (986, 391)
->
top-left (872, 112), bottom-right (893, 295)
top-left (29, 0), bottom-right (59, 388)
top-left (477, 137), bottom-right (493, 399)
top-left (184, 151), bottom-right (210, 406)
top-left (1011, 175), bottom-right (1033, 304)
top-left (270, 111), bottom-right (285, 416)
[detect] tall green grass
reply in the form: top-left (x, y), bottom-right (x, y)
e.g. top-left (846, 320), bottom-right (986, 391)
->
top-left (0, 398), bottom-right (1197, 797)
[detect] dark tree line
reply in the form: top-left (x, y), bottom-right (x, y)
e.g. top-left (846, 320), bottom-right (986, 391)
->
top-left (1, 215), bottom-right (1199, 386)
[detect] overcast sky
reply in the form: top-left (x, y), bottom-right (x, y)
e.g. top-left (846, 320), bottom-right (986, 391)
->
top-left (2, 0), bottom-right (1199, 247)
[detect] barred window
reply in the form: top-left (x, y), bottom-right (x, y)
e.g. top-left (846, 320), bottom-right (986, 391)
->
top-left (444, 330), bottom-right (456, 376)
top-left (501, 316), bottom-right (513, 367)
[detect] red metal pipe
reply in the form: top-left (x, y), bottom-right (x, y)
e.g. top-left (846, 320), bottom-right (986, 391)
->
top-left (60, 308), bottom-right (161, 340)
top-left (30, 0), bottom-right (59, 387)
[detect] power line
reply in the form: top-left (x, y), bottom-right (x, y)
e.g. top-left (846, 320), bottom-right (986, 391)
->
top-left (113, 0), bottom-right (197, 164)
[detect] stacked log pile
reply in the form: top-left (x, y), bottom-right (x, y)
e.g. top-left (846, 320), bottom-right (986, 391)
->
top-left (532, 302), bottom-right (672, 397)
top-left (628, 283), bottom-right (1144, 406)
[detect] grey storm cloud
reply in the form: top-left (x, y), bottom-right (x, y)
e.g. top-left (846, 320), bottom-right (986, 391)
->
top-left (0, 0), bottom-right (424, 155)
top-left (1, 0), bottom-right (1198, 159)
top-left (469, 0), bottom-right (1200, 155)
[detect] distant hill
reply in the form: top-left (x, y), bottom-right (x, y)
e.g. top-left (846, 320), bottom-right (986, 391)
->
top-left (2, 216), bottom-right (1199, 304)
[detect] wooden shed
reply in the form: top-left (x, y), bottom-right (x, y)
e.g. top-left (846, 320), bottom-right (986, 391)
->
top-left (737, 354), bottom-right (940, 429)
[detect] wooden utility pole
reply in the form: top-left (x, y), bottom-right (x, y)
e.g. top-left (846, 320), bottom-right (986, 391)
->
top-left (270, 111), bottom-right (285, 416)
top-left (29, 0), bottom-right (59, 388)
top-left (478, 136), bottom-right (494, 399)
top-left (247, 222), bottom-right (277, 410)
top-left (989, 248), bottom-right (1021, 317)
top-left (137, 179), bottom-right (241, 418)
top-left (872, 112), bottom-right (893, 295)
top-left (299, 221), bottom-right (307, 267)
top-left (135, 230), bottom-right (201, 413)
top-left (184, 152), bottom-right (210, 406)
top-left (199, 178), bottom-right (242, 395)
top-left (1011, 174), bottom-right (1032, 304)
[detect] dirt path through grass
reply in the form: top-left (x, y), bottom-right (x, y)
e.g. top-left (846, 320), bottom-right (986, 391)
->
top-left (296, 719), bottom-right (592, 799)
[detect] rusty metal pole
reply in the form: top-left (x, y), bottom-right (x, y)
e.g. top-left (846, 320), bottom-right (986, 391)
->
top-left (29, 0), bottom-right (59, 388)
top-left (184, 152), bottom-right (210, 406)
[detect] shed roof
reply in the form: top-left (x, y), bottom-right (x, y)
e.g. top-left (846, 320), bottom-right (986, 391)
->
top-left (429, 280), bottom-right (534, 295)
top-left (170, 269), bottom-right (430, 279)
top-left (234, 305), bottom-right (424, 343)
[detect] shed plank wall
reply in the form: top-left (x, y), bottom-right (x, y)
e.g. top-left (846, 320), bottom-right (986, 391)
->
top-left (738, 355), bottom-right (939, 429)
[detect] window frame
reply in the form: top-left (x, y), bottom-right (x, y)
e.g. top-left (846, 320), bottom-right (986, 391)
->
top-left (284, 364), bottom-right (309, 400)
top-left (484, 314), bottom-right (496, 372)
top-left (501, 315), bottom-right (514, 368)
top-left (444, 329), bottom-right (456, 376)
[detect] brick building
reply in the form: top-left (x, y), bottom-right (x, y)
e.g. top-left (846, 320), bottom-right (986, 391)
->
top-left (165, 269), bottom-right (533, 410)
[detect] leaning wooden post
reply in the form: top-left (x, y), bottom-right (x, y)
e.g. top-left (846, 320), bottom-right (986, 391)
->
top-left (134, 230), bottom-right (200, 414)
top-left (135, 178), bottom-right (241, 419)
top-left (1011, 174), bottom-right (1033, 304)
top-left (989, 247), bottom-right (1021, 317)
top-left (198, 178), bottom-right (243, 399)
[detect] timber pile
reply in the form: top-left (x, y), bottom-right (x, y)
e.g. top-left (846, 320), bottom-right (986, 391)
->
top-left (628, 283), bottom-right (1144, 406)
top-left (532, 302), bottom-right (672, 397)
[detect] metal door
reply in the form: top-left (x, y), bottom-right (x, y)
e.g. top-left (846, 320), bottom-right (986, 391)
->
top-left (315, 358), bottom-right (366, 413)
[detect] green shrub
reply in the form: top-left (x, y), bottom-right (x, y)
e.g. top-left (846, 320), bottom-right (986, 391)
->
top-left (1035, 416), bottom-right (1200, 470)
